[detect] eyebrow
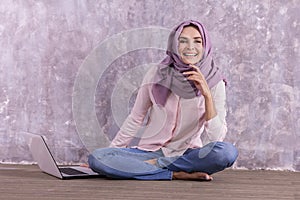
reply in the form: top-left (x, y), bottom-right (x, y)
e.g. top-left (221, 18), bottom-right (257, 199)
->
top-left (179, 36), bottom-right (202, 40)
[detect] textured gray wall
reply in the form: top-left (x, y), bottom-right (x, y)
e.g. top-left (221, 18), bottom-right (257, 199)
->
top-left (0, 0), bottom-right (299, 171)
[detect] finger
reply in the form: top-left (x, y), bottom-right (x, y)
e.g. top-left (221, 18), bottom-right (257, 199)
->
top-left (183, 71), bottom-right (205, 81)
top-left (183, 71), bottom-right (198, 76)
top-left (189, 64), bottom-right (201, 73)
top-left (186, 75), bottom-right (203, 84)
top-left (186, 75), bottom-right (208, 87)
top-left (187, 77), bottom-right (202, 85)
top-left (184, 66), bottom-right (204, 78)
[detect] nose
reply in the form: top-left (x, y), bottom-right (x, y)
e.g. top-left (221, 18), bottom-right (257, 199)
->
top-left (186, 41), bottom-right (195, 50)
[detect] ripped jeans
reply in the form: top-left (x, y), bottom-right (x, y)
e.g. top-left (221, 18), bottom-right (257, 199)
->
top-left (88, 142), bottom-right (238, 180)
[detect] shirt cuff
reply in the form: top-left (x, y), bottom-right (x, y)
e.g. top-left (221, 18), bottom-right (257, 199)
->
top-left (204, 115), bottom-right (226, 141)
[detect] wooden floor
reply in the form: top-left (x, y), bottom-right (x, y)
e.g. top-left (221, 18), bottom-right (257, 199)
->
top-left (0, 164), bottom-right (299, 200)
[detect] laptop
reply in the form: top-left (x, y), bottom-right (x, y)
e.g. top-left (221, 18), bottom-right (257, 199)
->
top-left (29, 134), bottom-right (105, 179)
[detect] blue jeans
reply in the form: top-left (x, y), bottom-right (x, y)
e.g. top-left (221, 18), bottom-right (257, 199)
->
top-left (88, 142), bottom-right (238, 180)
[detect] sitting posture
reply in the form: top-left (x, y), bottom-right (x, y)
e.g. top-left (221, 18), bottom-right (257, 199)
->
top-left (88, 20), bottom-right (238, 181)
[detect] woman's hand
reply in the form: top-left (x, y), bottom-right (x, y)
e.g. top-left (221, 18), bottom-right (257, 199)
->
top-left (183, 64), bottom-right (217, 120)
top-left (183, 64), bottom-right (211, 99)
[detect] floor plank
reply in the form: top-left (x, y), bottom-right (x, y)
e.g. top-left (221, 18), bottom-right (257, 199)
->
top-left (0, 164), bottom-right (299, 200)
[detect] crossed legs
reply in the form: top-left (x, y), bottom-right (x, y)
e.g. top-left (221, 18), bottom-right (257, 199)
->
top-left (88, 142), bottom-right (238, 181)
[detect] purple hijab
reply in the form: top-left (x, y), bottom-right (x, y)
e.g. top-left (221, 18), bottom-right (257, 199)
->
top-left (152, 20), bottom-right (224, 106)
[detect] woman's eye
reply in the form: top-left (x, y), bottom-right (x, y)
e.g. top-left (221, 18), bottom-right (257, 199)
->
top-left (195, 40), bottom-right (202, 43)
top-left (179, 40), bottom-right (187, 43)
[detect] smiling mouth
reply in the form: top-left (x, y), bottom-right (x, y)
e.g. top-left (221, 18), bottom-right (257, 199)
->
top-left (183, 53), bottom-right (198, 57)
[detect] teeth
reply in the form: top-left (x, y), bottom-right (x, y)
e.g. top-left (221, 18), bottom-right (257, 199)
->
top-left (183, 53), bottom-right (197, 56)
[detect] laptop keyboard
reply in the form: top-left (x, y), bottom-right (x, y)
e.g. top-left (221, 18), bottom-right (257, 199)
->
top-left (59, 167), bottom-right (87, 175)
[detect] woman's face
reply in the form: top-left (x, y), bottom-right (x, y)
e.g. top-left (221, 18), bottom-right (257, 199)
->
top-left (178, 26), bottom-right (203, 65)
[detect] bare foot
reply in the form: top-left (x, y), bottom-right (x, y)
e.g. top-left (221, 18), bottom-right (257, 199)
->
top-left (80, 163), bottom-right (90, 168)
top-left (172, 171), bottom-right (213, 181)
top-left (144, 158), bottom-right (157, 165)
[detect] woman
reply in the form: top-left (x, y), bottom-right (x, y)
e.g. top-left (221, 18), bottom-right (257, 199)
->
top-left (88, 20), bottom-right (238, 181)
